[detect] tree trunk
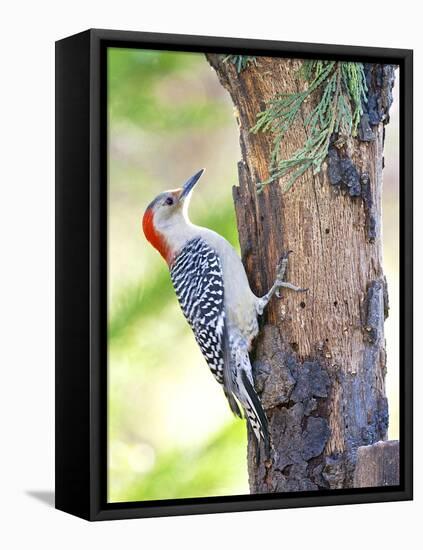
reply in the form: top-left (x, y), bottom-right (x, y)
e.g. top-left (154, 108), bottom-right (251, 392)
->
top-left (207, 55), bottom-right (396, 492)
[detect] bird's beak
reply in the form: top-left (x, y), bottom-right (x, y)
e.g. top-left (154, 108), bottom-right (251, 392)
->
top-left (179, 169), bottom-right (205, 202)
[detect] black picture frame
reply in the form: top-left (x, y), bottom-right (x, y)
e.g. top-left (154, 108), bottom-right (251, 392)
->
top-left (55, 28), bottom-right (413, 521)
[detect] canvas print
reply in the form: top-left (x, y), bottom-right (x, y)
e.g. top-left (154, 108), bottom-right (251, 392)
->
top-left (107, 48), bottom-right (400, 503)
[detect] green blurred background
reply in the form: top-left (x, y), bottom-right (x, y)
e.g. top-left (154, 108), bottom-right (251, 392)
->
top-left (107, 48), bottom-right (400, 503)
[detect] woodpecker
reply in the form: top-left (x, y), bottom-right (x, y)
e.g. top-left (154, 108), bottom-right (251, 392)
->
top-left (142, 169), bottom-right (306, 454)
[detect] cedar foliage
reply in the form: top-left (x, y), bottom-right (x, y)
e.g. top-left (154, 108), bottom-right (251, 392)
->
top-left (251, 60), bottom-right (368, 192)
top-left (223, 55), bottom-right (257, 73)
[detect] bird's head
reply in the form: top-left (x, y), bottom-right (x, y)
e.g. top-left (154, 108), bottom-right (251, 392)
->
top-left (142, 169), bottom-right (205, 265)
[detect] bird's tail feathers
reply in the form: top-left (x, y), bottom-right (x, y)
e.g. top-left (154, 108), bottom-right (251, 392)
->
top-left (222, 325), bottom-right (243, 418)
top-left (240, 369), bottom-right (270, 457)
top-left (222, 326), bottom-right (270, 456)
top-left (224, 387), bottom-right (243, 418)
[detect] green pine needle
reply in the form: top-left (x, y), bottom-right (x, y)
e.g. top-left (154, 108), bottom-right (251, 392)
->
top-left (252, 60), bottom-right (368, 193)
top-left (223, 55), bottom-right (257, 73)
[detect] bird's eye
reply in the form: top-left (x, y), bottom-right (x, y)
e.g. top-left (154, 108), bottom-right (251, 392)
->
top-left (165, 197), bottom-right (174, 206)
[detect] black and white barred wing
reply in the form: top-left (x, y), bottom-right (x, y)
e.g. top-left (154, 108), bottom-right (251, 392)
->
top-left (170, 238), bottom-right (225, 385)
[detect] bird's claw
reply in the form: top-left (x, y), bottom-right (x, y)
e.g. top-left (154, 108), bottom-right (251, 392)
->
top-left (278, 249), bottom-right (293, 264)
top-left (276, 250), bottom-right (293, 281)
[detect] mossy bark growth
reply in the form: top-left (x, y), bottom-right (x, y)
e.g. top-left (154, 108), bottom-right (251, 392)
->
top-left (207, 55), bottom-right (396, 492)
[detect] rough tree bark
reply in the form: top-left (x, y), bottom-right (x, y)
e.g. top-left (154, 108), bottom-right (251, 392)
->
top-left (207, 55), bottom-right (397, 492)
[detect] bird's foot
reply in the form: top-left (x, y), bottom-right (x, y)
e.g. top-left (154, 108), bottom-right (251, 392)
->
top-left (275, 249), bottom-right (293, 283)
top-left (274, 251), bottom-right (308, 298)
